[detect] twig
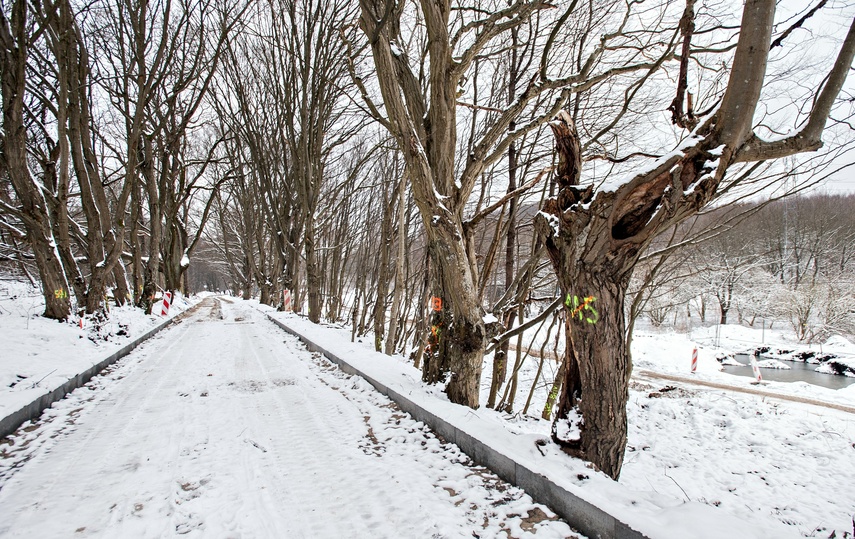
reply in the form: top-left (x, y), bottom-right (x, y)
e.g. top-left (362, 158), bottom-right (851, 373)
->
top-left (664, 467), bottom-right (690, 502)
top-left (31, 369), bottom-right (57, 388)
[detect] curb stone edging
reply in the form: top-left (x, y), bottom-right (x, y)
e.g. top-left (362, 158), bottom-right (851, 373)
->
top-left (0, 302), bottom-right (201, 441)
top-left (266, 313), bottom-right (649, 539)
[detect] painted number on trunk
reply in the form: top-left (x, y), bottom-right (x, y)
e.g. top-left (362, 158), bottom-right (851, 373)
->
top-left (431, 297), bottom-right (442, 311)
top-left (565, 294), bottom-right (598, 324)
top-left (54, 289), bottom-right (68, 299)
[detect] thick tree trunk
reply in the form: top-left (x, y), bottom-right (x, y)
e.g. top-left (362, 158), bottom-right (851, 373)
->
top-left (486, 328), bottom-right (510, 409)
top-left (241, 255), bottom-right (252, 300)
top-left (385, 177), bottom-right (407, 355)
top-left (411, 250), bottom-right (431, 370)
top-left (59, 0), bottom-right (130, 315)
top-left (0, 1), bottom-right (71, 320)
top-left (536, 111), bottom-right (640, 479)
top-left (422, 226), bottom-right (485, 408)
top-left (373, 184), bottom-right (394, 351)
top-left (112, 263), bottom-right (130, 306)
top-left (130, 175), bottom-right (144, 305)
top-left (138, 135), bottom-right (162, 315)
top-left (259, 281), bottom-right (274, 305)
top-left (305, 217), bottom-right (321, 323)
top-left (552, 270), bottom-right (630, 480)
top-left (286, 224), bottom-right (300, 310)
top-left (42, 140), bottom-right (86, 306)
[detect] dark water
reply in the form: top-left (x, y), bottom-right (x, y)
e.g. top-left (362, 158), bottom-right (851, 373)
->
top-left (723, 354), bottom-right (855, 390)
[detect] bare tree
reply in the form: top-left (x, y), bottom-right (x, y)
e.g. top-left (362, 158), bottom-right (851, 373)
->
top-left (0, 0), bottom-right (71, 319)
top-left (93, 0), bottom-right (243, 313)
top-left (355, 0), bottom-right (669, 407)
top-left (535, 2), bottom-right (855, 478)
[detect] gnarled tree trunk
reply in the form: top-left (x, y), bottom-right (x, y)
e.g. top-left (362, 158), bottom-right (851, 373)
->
top-left (0, 0), bottom-right (71, 320)
top-left (537, 0), bottom-right (855, 480)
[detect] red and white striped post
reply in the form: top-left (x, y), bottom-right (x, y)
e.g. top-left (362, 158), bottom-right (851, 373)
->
top-left (160, 291), bottom-right (172, 316)
top-left (691, 347), bottom-right (698, 373)
top-left (282, 289), bottom-right (292, 312)
top-left (750, 351), bottom-right (763, 383)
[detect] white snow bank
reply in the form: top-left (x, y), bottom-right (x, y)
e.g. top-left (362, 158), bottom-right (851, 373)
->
top-left (264, 309), bottom-right (796, 539)
top-left (0, 282), bottom-right (199, 421)
top-left (756, 359), bottom-right (791, 369)
top-left (824, 335), bottom-right (855, 353)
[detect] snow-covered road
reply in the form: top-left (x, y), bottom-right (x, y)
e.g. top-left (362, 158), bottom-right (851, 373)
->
top-left (0, 299), bottom-right (576, 538)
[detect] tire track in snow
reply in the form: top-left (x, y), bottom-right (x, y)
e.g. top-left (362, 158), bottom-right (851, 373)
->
top-left (0, 301), bottom-right (204, 491)
top-left (259, 318), bottom-right (579, 538)
top-left (0, 300), bottom-right (221, 536)
top-left (0, 300), bottom-right (580, 538)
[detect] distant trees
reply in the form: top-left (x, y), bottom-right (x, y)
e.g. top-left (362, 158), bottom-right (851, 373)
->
top-left (209, 0), bottom-right (365, 315)
top-left (0, 0), bottom-right (245, 318)
top-left (636, 193), bottom-right (855, 343)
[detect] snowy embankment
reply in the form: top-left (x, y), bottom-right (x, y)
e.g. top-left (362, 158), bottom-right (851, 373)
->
top-left (265, 307), bottom-right (818, 539)
top-left (0, 281), bottom-right (198, 426)
top-left (269, 307), bottom-right (855, 539)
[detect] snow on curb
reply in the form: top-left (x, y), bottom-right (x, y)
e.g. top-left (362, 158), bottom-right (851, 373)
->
top-left (266, 312), bottom-right (787, 539)
top-left (0, 306), bottom-right (193, 440)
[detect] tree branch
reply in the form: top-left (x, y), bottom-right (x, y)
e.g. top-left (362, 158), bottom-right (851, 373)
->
top-left (735, 15), bottom-right (855, 163)
top-left (465, 166), bottom-right (552, 230)
top-left (452, 0), bottom-right (553, 79)
top-left (770, 0), bottom-right (828, 50)
top-left (486, 296), bottom-right (562, 354)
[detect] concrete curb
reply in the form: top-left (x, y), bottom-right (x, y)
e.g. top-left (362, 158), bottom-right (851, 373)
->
top-left (267, 314), bottom-right (649, 539)
top-left (0, 304), bottom-right (197, 441)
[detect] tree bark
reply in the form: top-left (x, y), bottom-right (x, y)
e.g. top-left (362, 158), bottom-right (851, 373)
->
top-left (550, 268), bottom-right (631, 479)
top-left (373, 180), bottom-right (394, 351)
top-left (0, 0), bottom-right (71, 320)
top-left (358, 0), bottom-right (486, 407)
top-left (305, 216), bottom-right (321, 323)
top-left (139, 134), bottom-right (162, 315)
top-left (385, 175), bottom-right (407, 355)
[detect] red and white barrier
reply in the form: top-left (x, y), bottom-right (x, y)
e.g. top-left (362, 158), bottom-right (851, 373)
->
top-left (750, 352), bottom-right (763, 383)
top-left (283, 289), bottom-right (292, 312)
top-left (160, 291), bottom-right (172, 317)
top-left (691, 347), bottom-right (698, 373)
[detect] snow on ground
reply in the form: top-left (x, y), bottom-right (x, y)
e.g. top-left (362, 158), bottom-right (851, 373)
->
top-left (755, 359), bottom-right (791, 369)
top-left (631, 324), bottom-right (855, 406)
top-left (622, 382), bottom-right (855, 538)
top-left (3, 285), bottom-right (854, 537)
top-left (0, 280), bottom-right (197, 421)
top-left (307, 310), bottom-right (855, 538)
top-left (0, 298), bottom-right (578, 538)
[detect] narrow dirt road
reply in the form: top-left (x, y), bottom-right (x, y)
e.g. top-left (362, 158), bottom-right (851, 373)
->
top-left (635, 369), bottom-right (855, 415)
top-left (0, 299), bottom-right (576, 538)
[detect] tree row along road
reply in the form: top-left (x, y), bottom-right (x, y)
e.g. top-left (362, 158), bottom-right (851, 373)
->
top-left (0, 299), bottom-right (576, 538)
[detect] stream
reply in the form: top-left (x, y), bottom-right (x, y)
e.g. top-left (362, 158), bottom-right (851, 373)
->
top-left (724, 354), bottom-right (855, 390)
